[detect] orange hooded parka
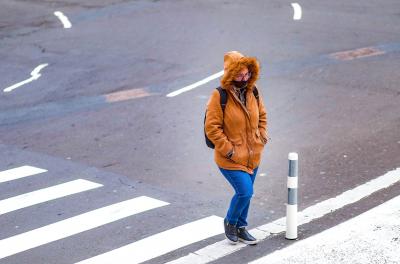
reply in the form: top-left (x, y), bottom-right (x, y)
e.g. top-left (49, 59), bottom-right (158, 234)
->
top-left (205, 51), bottom-right (269, 174)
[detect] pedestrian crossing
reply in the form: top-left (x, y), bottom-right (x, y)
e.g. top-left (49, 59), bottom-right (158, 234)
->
top-left (76, 215), bottom-right (223, 264)
top-left (0, 165), bottom-right (47, 183)
top-left (249, 193), bottom-right (400, 264)
top-left (1, 164), bottom-right (399, 263)
top-left (0, 196), bottom-right (169, 259)
top-left (166, 167), bottom-right (400, 263)
top-left (0, 179), bottom-right (102, 215)
top-left (0, 165), bottom-right (224, 263)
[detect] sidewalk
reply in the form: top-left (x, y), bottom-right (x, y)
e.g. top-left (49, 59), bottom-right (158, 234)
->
top-left (250, 194), bottom-right (400, 264)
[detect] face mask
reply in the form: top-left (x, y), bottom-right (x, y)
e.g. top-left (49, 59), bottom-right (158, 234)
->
top-left (232, 80), bottom-right (248, 89)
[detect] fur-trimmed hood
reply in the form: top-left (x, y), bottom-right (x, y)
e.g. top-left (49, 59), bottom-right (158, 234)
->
top-left (220, 51), bottom-right (260, 90)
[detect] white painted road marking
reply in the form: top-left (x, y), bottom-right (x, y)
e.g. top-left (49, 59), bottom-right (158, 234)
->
top-left (0, 166), bottom-right (47, 183)
top-left (3, 64), bottom-right (49, 93)
top-left (291, 3), bottom-right (302, 20)
top-left (0, 196), bottom-right (169, 259)
top-left (167, 167), bottom-right (400, 263)
top-left (75, 215), bottom-right (224, 264)
top-left (250, 194), bottom-right (400, 264)
top-left (166, 70), bottom-right (224, 97)
top-left (0, 179), bottom-right (103, 215)
top-left (54, 11), bottom-right (72, 28)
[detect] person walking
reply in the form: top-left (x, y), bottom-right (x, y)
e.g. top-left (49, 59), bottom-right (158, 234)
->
top-left (205, 51), bottom-right (270, 245)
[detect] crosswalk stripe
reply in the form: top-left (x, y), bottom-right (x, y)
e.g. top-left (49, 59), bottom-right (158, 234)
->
top-left (0, 165), bottom-right (47, 183)
top-left (167, 167), bottom-right (400, 263)
top-left (75, 215), bottom-right (224, 264)
top-left (0, 179), bottom-right (103, 215)
top-left (0, 196), bottom-right (169, 259)
top-left (249, 194), bottom-right (400, 264)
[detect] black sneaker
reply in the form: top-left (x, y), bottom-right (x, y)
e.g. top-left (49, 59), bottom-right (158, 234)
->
top-left (237, 227), bottom-right (258, 245)
top-left (224, 219), bottom-right (238, 244)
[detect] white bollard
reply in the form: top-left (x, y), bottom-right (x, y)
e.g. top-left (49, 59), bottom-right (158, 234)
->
top-left (286, 152), bottom-right (298, 240)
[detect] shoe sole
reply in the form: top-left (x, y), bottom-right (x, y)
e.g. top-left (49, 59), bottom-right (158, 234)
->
top-left (225, 234), bottom-right (239, 245)
top-left (238, 238), bottom-right (258, 245)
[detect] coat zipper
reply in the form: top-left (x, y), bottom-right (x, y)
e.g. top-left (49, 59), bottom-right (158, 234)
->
top-left (229, 87), bottom-right (254, 168)
top-left (246, 91), bottom-right (253, 168)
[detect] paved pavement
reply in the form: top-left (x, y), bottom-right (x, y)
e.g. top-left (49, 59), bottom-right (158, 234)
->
top-left (0, 1), bottom-right (400, 263)
top-left (250, 193), bottom-right (400, 264)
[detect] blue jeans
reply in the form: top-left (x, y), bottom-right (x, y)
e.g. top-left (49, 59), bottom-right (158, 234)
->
top-left (219, 167), bottom-right (258, 227)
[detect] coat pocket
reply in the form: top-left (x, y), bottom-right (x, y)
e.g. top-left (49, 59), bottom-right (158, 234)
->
top-left (255, 129), bottom-right (266, 146)
top-left (230, 138), bottom-right (247, 165)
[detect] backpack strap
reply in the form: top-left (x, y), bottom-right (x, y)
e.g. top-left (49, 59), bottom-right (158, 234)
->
top-left (217, 86), bottom-right (259, 112)
top-left (253, 86), bottom-right (259, 105)
top-left (216, 87), bottom-right (227, 112)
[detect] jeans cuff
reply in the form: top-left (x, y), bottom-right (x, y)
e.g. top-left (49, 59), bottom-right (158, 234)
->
top-left (225, 217), bottom-right (237, 226)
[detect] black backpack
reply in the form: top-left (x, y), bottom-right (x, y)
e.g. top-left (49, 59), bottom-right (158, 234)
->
top-left (204, 86), bottom-right (259, 149)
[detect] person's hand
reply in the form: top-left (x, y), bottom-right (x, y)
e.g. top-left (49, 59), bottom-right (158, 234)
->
top-left (226, 148), bottom-right (234, 159)
top-left (262, 136), bottom-right (271, 144)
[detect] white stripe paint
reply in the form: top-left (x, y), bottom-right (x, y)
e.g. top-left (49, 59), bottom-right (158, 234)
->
top-left (3, 64), bottom-right (48, 93)
top-left (291, 3), bottom-right (302, 20)
top-left (76, 215), bottom-right (224, 264)
top-left (166, 70), bottom-right (224, 97)
top-left (0, 179), bottom-right (103, 215)
top-left (250, 194), bottom-right (400, 264)
top-left (54, 11), bottom-right (72, 28)
top-left (0, 166), bottom-right (47, 183)
top-left (166, 167), bottom-right (400, 264)
top-left (287, 176), bottom-right (298, 189)
top-left (0, 196), bottom-right (169, 259)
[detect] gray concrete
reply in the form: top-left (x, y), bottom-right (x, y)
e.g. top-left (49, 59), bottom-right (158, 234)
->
top-left (0, 0), bottom-right (400, 263)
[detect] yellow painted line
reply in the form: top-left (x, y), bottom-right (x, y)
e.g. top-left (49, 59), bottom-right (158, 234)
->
top-left (104, 88), bottom-right (153, 103)
top-left (330, 46), bottom-right (385, 61)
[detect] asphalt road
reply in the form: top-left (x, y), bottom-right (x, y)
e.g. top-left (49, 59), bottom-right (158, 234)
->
top-left (0, 0), bottom-right (400, 263)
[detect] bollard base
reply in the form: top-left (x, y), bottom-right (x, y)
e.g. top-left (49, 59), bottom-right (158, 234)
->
top-left (285, 204), bottom-right (298, 240)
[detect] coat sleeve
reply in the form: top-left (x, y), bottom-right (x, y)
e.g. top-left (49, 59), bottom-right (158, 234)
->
top-left (258, 92), bottom-right (270, 144)
top-left (205, 89), bottom-right (234, 157)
